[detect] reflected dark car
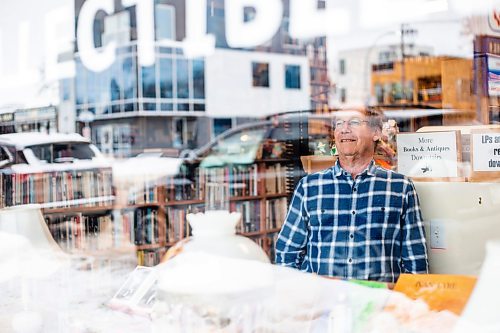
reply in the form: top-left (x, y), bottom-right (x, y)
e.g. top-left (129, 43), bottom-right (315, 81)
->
top-left (176, 112), bottom-right (334, 199)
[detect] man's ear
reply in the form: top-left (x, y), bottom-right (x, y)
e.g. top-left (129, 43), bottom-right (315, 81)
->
top-left (373, 130), bottom-right (381, 142)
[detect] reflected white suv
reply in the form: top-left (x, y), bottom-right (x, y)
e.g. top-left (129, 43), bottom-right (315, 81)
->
top-left (0, 132), bottom-right (110, 172)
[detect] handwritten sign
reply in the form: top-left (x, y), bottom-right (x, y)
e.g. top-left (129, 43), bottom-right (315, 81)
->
top-left (397, 131), bottom-right (460, 179)
top-left (470, 129), bottom-right (500, 181)
top-left (472, 132), bottom-right (500, 171)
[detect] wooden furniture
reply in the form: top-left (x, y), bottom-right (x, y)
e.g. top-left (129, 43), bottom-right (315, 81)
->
top-left (114, 159), bottom-right (291, 266)
top-left (300, 155), bottom-right (337, 174)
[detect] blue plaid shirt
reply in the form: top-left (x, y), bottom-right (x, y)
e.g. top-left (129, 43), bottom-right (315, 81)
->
top-left (275, 160), bottom-right (428, 282)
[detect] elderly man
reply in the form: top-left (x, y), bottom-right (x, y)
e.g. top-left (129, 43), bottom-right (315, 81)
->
top-left (275, 108), bottom-right (428, 282)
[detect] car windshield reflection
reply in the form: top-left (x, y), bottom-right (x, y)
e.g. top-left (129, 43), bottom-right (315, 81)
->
top-left (200, 127), bottom-right (268, 167)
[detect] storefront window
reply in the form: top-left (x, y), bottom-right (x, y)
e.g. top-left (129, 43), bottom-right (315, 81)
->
top-left (3, 1), bottom-right (500, 331)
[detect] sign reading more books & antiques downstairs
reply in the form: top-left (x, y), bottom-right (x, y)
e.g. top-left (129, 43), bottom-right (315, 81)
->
top-left (396, 131), bottom-right (462, 181)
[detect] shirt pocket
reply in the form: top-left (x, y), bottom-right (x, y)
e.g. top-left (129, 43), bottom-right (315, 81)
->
top-left (367, 198), bottom-right (402, 245)
top-left (371, 197), bottom-right (402, 225)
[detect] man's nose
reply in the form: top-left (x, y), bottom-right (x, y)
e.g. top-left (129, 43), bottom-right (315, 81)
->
top-left (340, 122), bottom-right (351, 132)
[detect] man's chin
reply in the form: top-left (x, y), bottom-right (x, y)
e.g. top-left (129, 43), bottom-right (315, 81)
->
top-left (339, 151), bottom-right (356, 157)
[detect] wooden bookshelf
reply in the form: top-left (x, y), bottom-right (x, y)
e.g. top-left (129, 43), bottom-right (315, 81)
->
top-left (114, 158), bottom-right (293, 266)
top-left (42, 205), bottom-right (114, 214)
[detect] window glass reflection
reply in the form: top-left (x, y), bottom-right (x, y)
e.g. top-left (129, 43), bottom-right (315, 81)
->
top-left (155, 4), bottom-right (175, 41)
top-left (193, 60), bottom-right (205, 99)
top-left (86, 69), bottom-right (96, 105)
top-left (252, 62), bottom-right (269, 87)
top-left (75, 60), bottom-right (86, 106)
top-left (110, 57), bottom-right (122, 102)
top-left (123, 56), bottom-right (137, 100)
top-left (200, 127), bottom-right (267, 167)
top-left (159, 57), bottom-right (173, 98)
top-left (285, 65), bottom-right (301, 89)
top-left (176, 59), bottom-right (189, 99)
top-left (141, 64), bottom-right (156, 99)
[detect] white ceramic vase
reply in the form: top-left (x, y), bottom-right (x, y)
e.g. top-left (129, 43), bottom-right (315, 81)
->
top-left (164, 210), bottom-right (270, 263)
top-left (153, 210), bottom-right (273, 332)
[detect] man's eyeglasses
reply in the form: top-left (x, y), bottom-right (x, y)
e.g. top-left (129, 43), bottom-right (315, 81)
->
top-left (334, 118), bottom-right (369, 129)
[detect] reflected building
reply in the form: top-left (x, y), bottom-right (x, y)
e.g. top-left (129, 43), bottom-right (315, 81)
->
top-left (332, 44), bottom-right (433, 107)
top-left (0, 106), bottom-right (57, 135)
top-left (67, 0), bottom-right (330, 157)
top-left (371, 56), bottom-right (475, 110)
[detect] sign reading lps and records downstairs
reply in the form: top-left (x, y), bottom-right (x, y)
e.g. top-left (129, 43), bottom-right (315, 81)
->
top-left (470, 129), bottom-right (500, 181)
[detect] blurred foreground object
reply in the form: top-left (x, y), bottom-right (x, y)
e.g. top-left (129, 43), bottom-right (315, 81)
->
top-left (455, 240), bottom-right (500, 333)
top-left (0, 204), bottom-right (64, 255)
top-left (150, 252), bottom-right (466, 332)
top-left (0, 205), bottom-right (67, 333)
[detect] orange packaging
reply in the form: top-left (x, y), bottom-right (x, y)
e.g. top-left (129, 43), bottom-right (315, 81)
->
top-left (392, 273), bottom-right (477, 315)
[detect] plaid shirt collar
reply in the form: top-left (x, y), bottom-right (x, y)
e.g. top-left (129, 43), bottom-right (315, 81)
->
top-left (331, 159), bottom-right (377, 178)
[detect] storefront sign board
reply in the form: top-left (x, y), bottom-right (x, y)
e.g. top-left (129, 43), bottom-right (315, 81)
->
top-left (397, 131), bottom-right (462, 181)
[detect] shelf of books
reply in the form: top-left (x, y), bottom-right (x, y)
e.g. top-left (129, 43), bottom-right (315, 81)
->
top-left (114, 160), bottom-right (291, 266)
top-left (0, 168), bottom-right (114, 209)
top-left (0, 167), bottom-right (117, 254)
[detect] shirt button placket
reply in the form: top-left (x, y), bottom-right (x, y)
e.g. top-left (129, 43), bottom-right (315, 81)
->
top-left (348, 179), bottom-right (358, 278)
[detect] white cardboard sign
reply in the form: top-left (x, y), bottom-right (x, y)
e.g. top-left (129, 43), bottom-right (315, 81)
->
top-left (397, 131), bottom-right (459, 178)
top-left (471, 132), bottom-right (500, 172)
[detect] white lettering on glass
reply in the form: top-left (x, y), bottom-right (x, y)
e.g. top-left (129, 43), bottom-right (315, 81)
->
top-left (77, 0), bottom-right (116, 72)
top-left (225, 0), bottom-right (283, 48)
top-left (75, 0), bottom-right (352, 71)
top-left (44, 5), bottom-right (75, 81)
top-left (183, 0), bottom-right (216, 58)
top-left (289, 0), bottom-right (350, 38)
top-left (122, 0), bottom-right (155, 67)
